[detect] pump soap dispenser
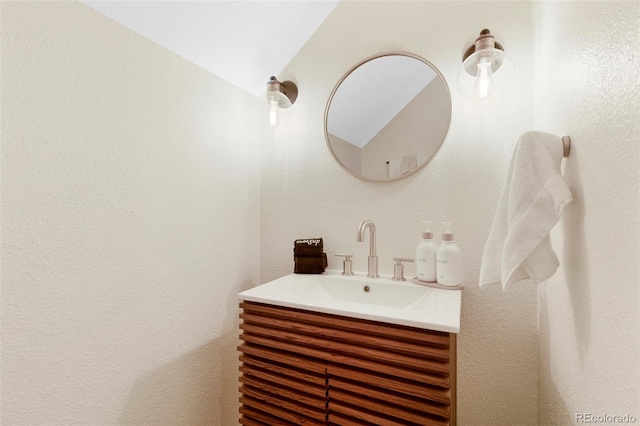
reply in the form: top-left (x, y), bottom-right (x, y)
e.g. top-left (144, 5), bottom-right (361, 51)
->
top-left (416, 221), bottom-right (437, 282)
top-left (436, 222), bottom-right (461, 286)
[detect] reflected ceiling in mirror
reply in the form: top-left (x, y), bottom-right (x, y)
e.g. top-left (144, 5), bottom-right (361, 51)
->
top-left (325, 53), bottom-right (452, 182)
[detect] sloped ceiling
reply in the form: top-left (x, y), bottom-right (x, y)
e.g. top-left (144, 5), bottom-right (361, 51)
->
top-left (81, 1), bottom-right (339, 97)
top-left (327, 56), bottom-right (437, 148)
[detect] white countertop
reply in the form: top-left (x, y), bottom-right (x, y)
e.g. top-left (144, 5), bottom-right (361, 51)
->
top-left (238, 270), bottom-right (462, 333)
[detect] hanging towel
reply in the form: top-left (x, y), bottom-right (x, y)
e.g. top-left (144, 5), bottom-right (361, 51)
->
top-left (400, 155), bottom-right (418, 175)
top-left (479, 131), bottom-right (573, 292)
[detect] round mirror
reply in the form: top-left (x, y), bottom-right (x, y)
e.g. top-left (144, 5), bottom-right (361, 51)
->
top-left (324, 53), bottom-right (452, 182)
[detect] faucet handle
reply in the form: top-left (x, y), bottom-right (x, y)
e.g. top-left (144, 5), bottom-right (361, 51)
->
top-left (392, 257), bottom-right (414, 281)
top-left (334, 253), bottom-right (354, 276)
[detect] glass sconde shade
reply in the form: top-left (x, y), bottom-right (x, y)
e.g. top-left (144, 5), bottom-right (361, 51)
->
top-left (268, 98), bottom-right (279, 127)
top-left (266, 76), bottom-right (297, 127)
top-left (457, 47), bottom-right (514, 103)
top-left (267, 91), bottom-right (290, 127)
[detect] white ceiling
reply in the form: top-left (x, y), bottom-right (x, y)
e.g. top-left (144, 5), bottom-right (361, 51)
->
top-left (81, 1), bottom-right (339, 97)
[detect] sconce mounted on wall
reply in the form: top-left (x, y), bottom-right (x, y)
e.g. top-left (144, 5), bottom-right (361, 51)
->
top-left (266, 76), bottom-right (298, 127)
top-left (457, 29), bottom-right (514, 103)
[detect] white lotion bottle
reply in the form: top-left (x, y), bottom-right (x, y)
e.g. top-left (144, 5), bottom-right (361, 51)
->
top-left (416, 221), bottom-right (437, 282)
top-left (436, 222), bottom-right (461, 286)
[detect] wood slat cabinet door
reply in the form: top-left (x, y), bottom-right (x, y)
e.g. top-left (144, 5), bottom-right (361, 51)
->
top-left (238, 301), bottom-right (456, 426)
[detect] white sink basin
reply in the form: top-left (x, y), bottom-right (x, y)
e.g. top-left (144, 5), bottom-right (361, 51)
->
top-left (238, 270), bottom-right (461, 333)
top-left (301, 274), bottom-right (429, 308)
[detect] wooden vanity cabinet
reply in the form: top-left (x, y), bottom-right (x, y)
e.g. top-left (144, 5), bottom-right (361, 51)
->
top-left (238, 301), bottom-right (456, 426)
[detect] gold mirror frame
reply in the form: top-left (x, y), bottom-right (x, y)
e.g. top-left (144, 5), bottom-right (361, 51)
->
top-left (324, 52), bottom-right (452, 183)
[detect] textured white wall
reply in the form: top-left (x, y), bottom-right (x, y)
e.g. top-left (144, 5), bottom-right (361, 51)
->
top-left (1, 2), bottom-right (260, 425)
top-left (533, 1), bottom-right (640, 423)
top-left (5, 2), bottom-right (635, 425)
top-left (262, 2), bottom-right (540, 424)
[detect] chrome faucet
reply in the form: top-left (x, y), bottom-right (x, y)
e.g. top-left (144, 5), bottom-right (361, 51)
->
top-left (356, 220), bottom-right (379, 278)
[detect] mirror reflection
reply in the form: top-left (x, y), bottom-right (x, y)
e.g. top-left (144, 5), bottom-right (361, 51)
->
top-left (325, 53), bottom-right (452, 182)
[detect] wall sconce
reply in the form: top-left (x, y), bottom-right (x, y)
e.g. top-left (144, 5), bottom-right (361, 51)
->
top-left (456, 29), bottom-right (514, 103)
top-left (266, 76), bottom-right (298, 126)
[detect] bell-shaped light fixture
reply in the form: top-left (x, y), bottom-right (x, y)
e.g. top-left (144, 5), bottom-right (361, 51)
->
top-left (266, 76), bottom-right (298, 127)
top-left (457, 29), bottom-right (514, 103)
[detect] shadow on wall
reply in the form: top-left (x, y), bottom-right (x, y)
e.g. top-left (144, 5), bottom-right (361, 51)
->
top-left (539, 290), bottom-right (575, 424)
top-left (538, 153), bottom-right (591, 424)
top-left (118, 332), bottom-right (239, 426)
top-left (118, 281), bottom-right (248, 425)
top-left (561, 155), bottom-right (592, 364)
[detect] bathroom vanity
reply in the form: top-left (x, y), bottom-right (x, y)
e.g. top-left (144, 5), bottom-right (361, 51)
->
top-left (237, 271), bottom-right (461, 425)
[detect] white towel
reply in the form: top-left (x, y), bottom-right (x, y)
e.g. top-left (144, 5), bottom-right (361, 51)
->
top-left (400, 155), bottom-right (418, 175)
top-left (479, 131), bottom-right (573, 292)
